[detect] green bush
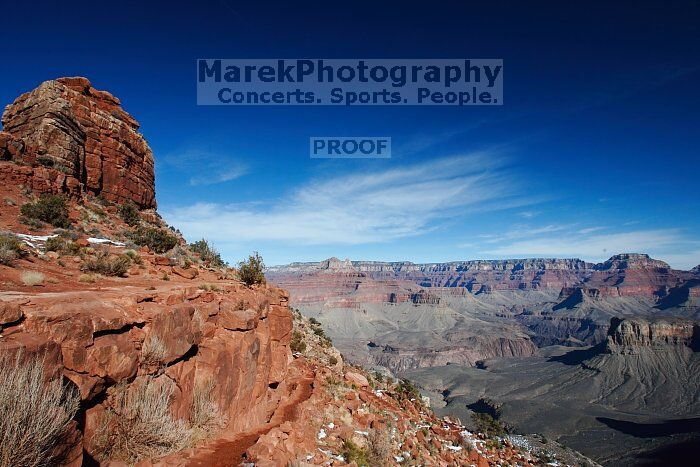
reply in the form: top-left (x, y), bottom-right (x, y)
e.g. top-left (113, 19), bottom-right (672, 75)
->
top-left (471, 412), bottom-right (508, 438)
top-left (238, 251), bottom-right (265, 286)
top-left (126, 227), bottom-right (179, 253)
top-left (0, 233), bottom-right (26, 266)
top-left (290, 331), bottom-right (306, 353)
top-left (118, 202), bottom-right (140, 226)
top-left (45, 236), bottom-right (80, 255)
top-left (189, 239), bottom-right (225, 267)
top-left (20, 194), bottom-right (71, 228)
top-left (328, 356), bottom-right (338, 365)
top-left (396, 379), bottom-right (421, 401)
top-left (342, 440), bottom-right (370, 467)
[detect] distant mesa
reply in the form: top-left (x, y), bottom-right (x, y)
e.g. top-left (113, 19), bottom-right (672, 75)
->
top-left (593, 253), bottom-right (671, 271)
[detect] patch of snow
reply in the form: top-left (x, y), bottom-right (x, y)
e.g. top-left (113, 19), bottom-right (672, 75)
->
top-left (87, 237), bottom-right (125, 247)
top-left (354, 430), bottom-right (368, 436)
top-left (327, 422), bottom-right (335, 429)
top-left (16, 233), bottom-right (57, 248)
top-left (318, 428), bottom-right (327, 439)
top-left (446, 445), bottom-right (463, 452)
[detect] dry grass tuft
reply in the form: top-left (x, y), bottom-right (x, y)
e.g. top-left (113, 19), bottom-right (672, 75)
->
top-left (190, 379), bottom-right (219, 430)
top-left (367, 428), bottom-right (392, 465)
top-left (92, 377), bottom-right (190, 463)
top-left (141, 335), bottom-right (168, 367)
top-left (78, 273), bottom-right (101, 283)
top-left (21, 270), bottom-right (45, 286)
top-left (0, 352), bottom-right (80, 467)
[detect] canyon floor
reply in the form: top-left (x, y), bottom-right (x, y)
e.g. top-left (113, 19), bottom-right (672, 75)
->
top-left (269, 257), bottom-right (700, 465)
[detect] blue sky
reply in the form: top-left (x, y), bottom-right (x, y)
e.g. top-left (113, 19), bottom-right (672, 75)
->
top-left (1, 1), bottom-right (699, 268)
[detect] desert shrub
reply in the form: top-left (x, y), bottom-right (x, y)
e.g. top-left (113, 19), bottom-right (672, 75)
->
top-left (309, 317), bottom-right (321, 326)
top-left (313, 327), bottom-right (326, 338)
top-left (0, 352), bottom-right (80, 467)
top-left (78, 273), bottom-right (100, 283)
top-left (127, 226), bottom-right (179, 254)
top-left (189, 239), bottom-right (225, 267)
top-left (45, 236), bottom-right (80, 255)
top-left (20, 194), bottom-right (71, 228)
top-left (469, 397), bottom-right (503, 419)
top-left (290, 331), bottom-right (306, 353)
top-left (238, 251), bottom-right (265, 286)
top-left (471, 412), bottom-right (508, 438)
top-left (0, 233), bottom-right (26, 266)
top-left (123, 249), bottom-right (143, 265)
top-left (328, 356), bottom-right (338, 365)
top-left (342, 440), bottom-right (370, 467)
top-left (141, 335), bottom-right (167, 367)
top-left (21, 271), bottom-right (45, 286)
top-left (92, 378), bottom-right (190, 463)
top-left (396, 379), bottom-right (421, 401)
top-left (45, 236), bottom-right (64, 252)
top-left (118, 201), bottom-right (141, 226)
top-left (190, 379), bottom-right (219, 429)
top-left (367, 428), bottom-right (391, 465)
top-left (81, 250), bottom-right (131, 277)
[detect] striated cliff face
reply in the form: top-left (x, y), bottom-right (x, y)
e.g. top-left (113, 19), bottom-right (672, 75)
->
top-left (0, 274), bottom-right (293, 464)
top-left (605, 317), bottom-right (698, 353)
top-left (0, 77), bottom-right (156, 208)
top-left (270, 254), bottom-right (699, 365)
top-left (368, 337), bottom-right (537, 372)
top-left (271, 253), bottom-right (691, 297)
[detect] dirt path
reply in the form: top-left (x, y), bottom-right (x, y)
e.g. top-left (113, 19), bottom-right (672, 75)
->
top-left (184, 363), bottom-right (316, 467)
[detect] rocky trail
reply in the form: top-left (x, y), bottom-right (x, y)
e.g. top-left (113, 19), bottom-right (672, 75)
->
top-left (155, 361), bottom-right (316, 466)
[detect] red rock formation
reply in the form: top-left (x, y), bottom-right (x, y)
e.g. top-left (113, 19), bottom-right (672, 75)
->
top-left (271, 254), bottom-right (695, 305)
top-left (0, 77), bottom-right (155, 208)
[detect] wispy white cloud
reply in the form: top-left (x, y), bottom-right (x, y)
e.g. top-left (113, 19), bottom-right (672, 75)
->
top-left (481, 228), bottom-right (700, 269)
top-left (578, 226), bottom-right (605, 234)
top-left (162, 149), bottom-right (249, 186)
top-left (189, 165), bottom-right (248, 186)
top-left (163, 153), bottom-right (534, 246)
top-left (518, 210), bottom-right (540, 218)
top-left (477, 224), bottom-right (570, 244)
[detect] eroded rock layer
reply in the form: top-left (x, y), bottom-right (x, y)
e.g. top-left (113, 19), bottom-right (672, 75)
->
top-left (1, 77), bottom-right (155, 208)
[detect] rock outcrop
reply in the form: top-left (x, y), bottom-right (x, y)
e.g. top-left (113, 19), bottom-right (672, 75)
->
top-left (605, 317), bottom-right (698, 353)
top-left (1, 77), bottom-right (155, 208)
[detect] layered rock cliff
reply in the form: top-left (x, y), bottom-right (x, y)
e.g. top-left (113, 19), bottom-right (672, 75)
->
top-left (269, 254), bottom-right (699, 366)
top-left (605, 317), bottom-right (698, 353)
top-left (1, 77), bottom-right (156, 208)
